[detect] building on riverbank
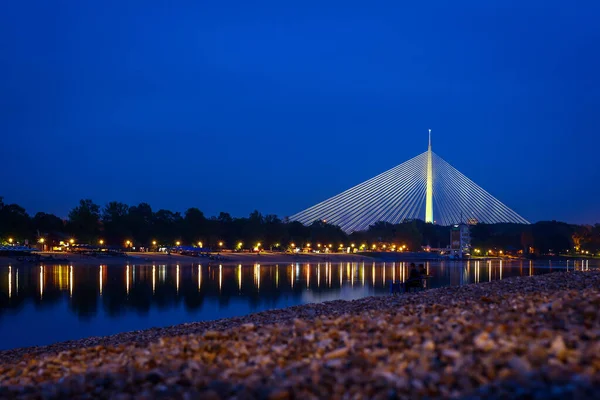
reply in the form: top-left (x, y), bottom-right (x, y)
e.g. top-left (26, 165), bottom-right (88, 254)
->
top-left (450, 223), bottom-right (471, 259)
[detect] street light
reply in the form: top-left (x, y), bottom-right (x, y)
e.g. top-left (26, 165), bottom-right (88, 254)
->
top-left (152, 240), bottom-right (157, 246)
top-left (39, 238), bottom-right (45, 244)
top-left (198, 241), bottom-right (203, 248)
top-left (218, 241), bottom-right (223, 247)
top-left (99, 239), bottom-right (104, 246)
top-left (69, 239), bottom-right (75, 244)
top-left (125, 240), bottom-right (131, 247)
top-left (176, 241), bottom-right (181, 246)
top-left (8, 238), bottom-right (13, 244)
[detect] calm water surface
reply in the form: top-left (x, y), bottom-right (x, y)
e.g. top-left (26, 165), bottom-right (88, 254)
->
top-left (0, 259), bottom-right (595, 350)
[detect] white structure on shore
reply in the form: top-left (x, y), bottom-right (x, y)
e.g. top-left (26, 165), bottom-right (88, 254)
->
top-left (290, 131), bottom-right (529, 232)
top-left (450, 223), bottom-right (471, 259)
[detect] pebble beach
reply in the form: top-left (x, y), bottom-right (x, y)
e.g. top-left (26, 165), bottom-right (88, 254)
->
top-left (1, 270), bottom-right (599, 399)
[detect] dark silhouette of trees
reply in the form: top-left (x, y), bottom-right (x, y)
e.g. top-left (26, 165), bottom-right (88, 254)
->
top-left (101, 202), bottom-right (130, 245)
top-left (32, 212), bottom-right (65, 236)
top-left (1, 195), bottom-right (598, 256)
top-left (128, 203), bottom-right (153, 246)
top-left (531, 221), bottom-right (574, 254)
top-left (182, 208), bottom-right (207, 244)
top-left (67, 199), bottom-right (100, 243)
top-left (0, 198), bottom-right (31, 241)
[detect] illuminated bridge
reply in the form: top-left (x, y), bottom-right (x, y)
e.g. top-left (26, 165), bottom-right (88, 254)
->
top-left (290, 131), bottom-right (529, 232)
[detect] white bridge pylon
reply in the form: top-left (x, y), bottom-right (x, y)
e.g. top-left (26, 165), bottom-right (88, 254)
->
top-left (290, 135), bottom-right (529, 233)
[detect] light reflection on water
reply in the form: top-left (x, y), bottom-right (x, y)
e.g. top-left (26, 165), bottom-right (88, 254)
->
top-left (0, 259), bottom-right (595, 350)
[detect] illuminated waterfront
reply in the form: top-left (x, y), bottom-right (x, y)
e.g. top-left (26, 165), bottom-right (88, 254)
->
top-left (0, 259), bottom-right (595, 350)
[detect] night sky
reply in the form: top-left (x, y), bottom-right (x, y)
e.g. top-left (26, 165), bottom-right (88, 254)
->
top-left (1, 0), bottom-right (599, 224)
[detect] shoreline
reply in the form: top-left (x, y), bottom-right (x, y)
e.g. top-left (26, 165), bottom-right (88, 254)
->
top-left (0, 252), bottom-right (379, 267)
top-left (1, 270), bottom-right (599, 398)
top-left (2, 251), bottom-right (593, 269)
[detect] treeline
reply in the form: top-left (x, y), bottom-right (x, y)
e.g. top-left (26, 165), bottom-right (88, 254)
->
top-left (0, 197), bottom-right (599, 254)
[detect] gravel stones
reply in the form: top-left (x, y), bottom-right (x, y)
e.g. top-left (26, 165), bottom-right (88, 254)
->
top-left (0, 270), bottom-right (599, 399)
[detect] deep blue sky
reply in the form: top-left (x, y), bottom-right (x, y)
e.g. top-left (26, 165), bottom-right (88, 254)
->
top-left (1, 0), bottom-right (599, 224)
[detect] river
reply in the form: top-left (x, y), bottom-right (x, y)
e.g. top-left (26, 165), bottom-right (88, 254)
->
top-left (0, 259), bottom-right (595, 350)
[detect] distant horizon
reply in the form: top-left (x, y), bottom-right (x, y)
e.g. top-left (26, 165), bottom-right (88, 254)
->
top-left (1, 195), bottom-right (597, 227)
top-left (3, 134), bottom-right (597, 226)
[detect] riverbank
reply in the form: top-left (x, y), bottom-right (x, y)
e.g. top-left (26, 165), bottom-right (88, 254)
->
top-left (2, 252), bottom-right (594, 268)
top-left (0, 270), bottom-right (598, 398)
top-left (0, 251), bottom-right (377, 267)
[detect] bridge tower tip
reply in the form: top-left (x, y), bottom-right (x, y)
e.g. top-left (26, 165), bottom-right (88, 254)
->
top-left (428, 129), bottom-right (431, 149)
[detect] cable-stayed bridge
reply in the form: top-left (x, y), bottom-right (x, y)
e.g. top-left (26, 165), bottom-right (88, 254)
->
top-left (290, 131), bottom-right (529, 233)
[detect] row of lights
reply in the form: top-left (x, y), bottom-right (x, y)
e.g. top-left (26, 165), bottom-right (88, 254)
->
top-left (288, 243), bottom-right (408, 250)
top-left (17, 237), bottom-right (600, 255)
top-left (473, 249), bottom-right (504, 255)
top-left (12, 237), bottom-right (406, 251)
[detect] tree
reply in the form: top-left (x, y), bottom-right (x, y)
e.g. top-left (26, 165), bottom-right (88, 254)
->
top-left (32, 212), bottom-right (65, 235)
top-left (309, 220), bottom-right (347, 247)
top-left (67, 199), bottom-right (100, 243)
top-left (152, 209), bottom-right (183, 244)
top-left (101, 202), bottom-right (130, 245)
top-left (128, 203), bottom-right (153, 245)
top-left (182, 208), bottom-right (207, 243)
top-left (531, 221), bottom-right (573, 254)
top-left (0, 200), bottom-right (32, 241)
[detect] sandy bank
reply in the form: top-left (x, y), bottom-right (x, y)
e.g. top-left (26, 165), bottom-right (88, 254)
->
top-left (0, 251), bottom-right (377, 267)
top-left (0, 270), bottom-right (598, 398)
